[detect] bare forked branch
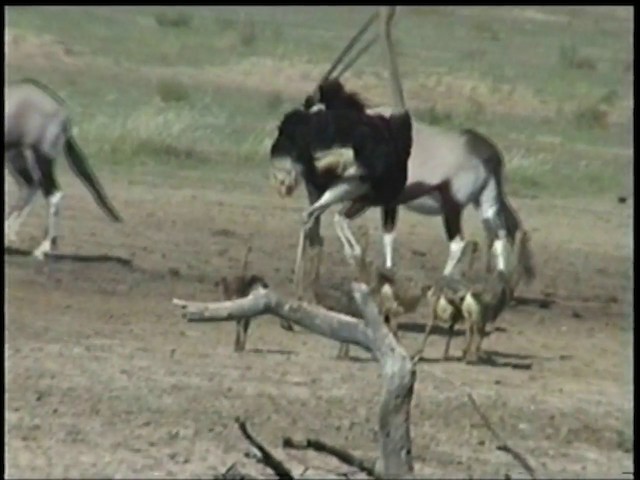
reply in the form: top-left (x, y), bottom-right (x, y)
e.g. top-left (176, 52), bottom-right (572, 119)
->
top-left (235, 417), bottom-right (295, 480)
top-left (173, 287), bottom-right (372, 351)
top-left (466, 394), bottom-right (537, 480)
top-left (174, 280), bottom-right (416, 477)
top-left (283, 436), bottom-right (379, 479)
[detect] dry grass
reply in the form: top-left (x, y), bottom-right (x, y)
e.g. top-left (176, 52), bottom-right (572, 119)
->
top-left (558, 43), bottom-right (598, 71)
top-left (5, 7), bottom-right (631, 198)
top-left (153, 11), bottom-right (193, 29)
top-left (156, 78), bottom-right (191, 104)
top-left (572, 89), bottom-right (621, 131)
top-left (238, 18), bottom-right (257, 48)
top-left (5, 29), bottom-right (82, 65)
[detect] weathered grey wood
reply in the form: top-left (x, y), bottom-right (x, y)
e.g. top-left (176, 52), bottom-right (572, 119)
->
top-left (235, 417), bottom-right (295, 480)
top-left (282, 436), bottom-right (378, 479)
top-left (173, 280), bottom-right (416, 477)
top-left (173, 288), bottom-right (372, 353)
top-left (351, 283), bottom-right (415, 477)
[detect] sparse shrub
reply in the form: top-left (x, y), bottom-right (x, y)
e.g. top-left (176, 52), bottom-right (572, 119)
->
top-left (572, 89), bottom-right (618, 131)
top-left (415, 105), bottom-right (455, 127)
top-left (156, 79), bottom-right (190, 104)
top-left (462, 47), bottom-right (487, 62)
top-left (558, 43), bottom-right (598, 71)
top-left (154, 11), bottom-right (193, 29)
top-left (467, 96), bottom-right (486, 119)
top-left (270, 24), bottom-right (284, 42)
top-left (410, 7), bottom-right (451, 17)
top-left (238, 18), bottom-right (257, 48)
top-left (265, 92), bottom-right (284, 112)
top-left (472, 20), bottom-right (501, 42)
top-left (598, 88), bottom-right (620, 107)
top-left (214, 15), bottom-right (236, 32)
top-left (573, 102), bottom-right (610, 130)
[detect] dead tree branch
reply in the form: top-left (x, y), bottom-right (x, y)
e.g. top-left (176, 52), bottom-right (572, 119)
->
top-left (283, 436), bottom-right (378, 479)
top-left (174, 281), bottom-right (416, 477)
top-left (466, 394), bottom-right (537, 480)
top-left (173, 287), bottom-right (372, 353)
top-left (220, 462), bottom-right (256, 480)
top-left (235, 417), bottom-right (295, 480)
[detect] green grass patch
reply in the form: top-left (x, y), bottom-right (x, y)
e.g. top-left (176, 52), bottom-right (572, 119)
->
top-left (6, 6), bottom-right (632, 199)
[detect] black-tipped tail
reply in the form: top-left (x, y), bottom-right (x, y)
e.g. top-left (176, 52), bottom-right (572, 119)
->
top-left (501, 197), bottom-right (521, 242)
top-left (63, 136), bottom-right (123, 223)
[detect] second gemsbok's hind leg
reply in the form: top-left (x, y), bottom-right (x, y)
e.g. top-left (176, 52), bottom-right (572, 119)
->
top-left (31, 149), bottom-right (64, 260)
top-left (475, 176), bottom-right (511, 275)
top-left (5, 147), bottom-right (40, 244)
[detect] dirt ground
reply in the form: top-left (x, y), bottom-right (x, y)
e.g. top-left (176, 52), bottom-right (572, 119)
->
top-left (5, 170), bottom-right (633, 479)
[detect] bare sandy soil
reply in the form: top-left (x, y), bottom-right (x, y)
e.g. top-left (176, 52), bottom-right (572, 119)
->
top-left (5, 170), bottom-right (633, 479)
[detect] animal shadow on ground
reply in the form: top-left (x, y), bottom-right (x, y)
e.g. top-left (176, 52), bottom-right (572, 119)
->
top-left (475, 351), bottom-right (534, 370)
top-left (513, 295), bottom-right (555, 310)
top-left (342, 323), bottom-right (522, 366)
top-left (399, 321), bottom-right (507, 336)
top-left (463, 349), bottom-right (575, 370)
top-left (5, 246), bottom-right (133, 268)
top-left (399, 322), bottom-right (465, 336)
top-left (244, 347), bottom-right (298, 356)
top-left (415, 350), bottom-right (534, 370)
top-left (346, 349), bottom-right (535, 369)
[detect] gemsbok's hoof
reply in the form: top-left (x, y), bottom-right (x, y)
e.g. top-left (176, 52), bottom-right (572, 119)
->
top-left (32, 248), bottom-right (48, 261)
top-left (464, 354), bottom-right (482, 365)
top-left (32, 239), bottom-right (55, 260)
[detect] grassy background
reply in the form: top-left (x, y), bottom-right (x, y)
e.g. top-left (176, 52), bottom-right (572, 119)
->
top-left (5, 6), bottom-right (633, 198)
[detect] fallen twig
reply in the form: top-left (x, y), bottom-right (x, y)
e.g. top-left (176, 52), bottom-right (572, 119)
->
top-left (283, 436), bottom-right (378, 479)
top-left (221, 461), bottom-right (256, 480)
top-left (467, 393), bottom-right (537, 479)
top-left (175, 279), bottom-right (416, 477)
top-left (235, 417), bottom-right (295, 480)
top-left (173, 290), bottom-right (372, 352)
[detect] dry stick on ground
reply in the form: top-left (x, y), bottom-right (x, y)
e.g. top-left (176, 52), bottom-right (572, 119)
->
top-left (221, 461), bottom-right (257, 480)
top-left (466, 394), bottom-right (537, 480)
top-left (174, 281), bottom-right (537, 478)
top-left (235, 417), bottom-right (295, 480)
top-left (421, 364), bottom-right (538, 480)
top-left (173, 279), bottom-right (416, 478)
top-left (282, 437), bottom-right (378, 479)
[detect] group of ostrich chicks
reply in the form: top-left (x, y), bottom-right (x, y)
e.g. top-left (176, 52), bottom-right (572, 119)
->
top-left (221, 223), bottom-right (532, 366)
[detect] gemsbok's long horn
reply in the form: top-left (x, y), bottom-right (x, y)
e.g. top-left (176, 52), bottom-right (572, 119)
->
top-left (333, 34), bottom-right (378, 80)
top-left (318, 10), bottom-right (379, 85)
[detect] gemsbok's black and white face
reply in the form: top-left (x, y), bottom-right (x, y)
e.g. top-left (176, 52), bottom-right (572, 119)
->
top-left (268, 109), bottom-right (312, 198)
top-left (267, 10), bottom-right (381, 200)
top-left (269, 160), bottom-right (301, 198)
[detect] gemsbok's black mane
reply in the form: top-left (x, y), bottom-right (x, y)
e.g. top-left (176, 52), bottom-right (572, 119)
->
top-left (272, 98), bottom-right (412, 208)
